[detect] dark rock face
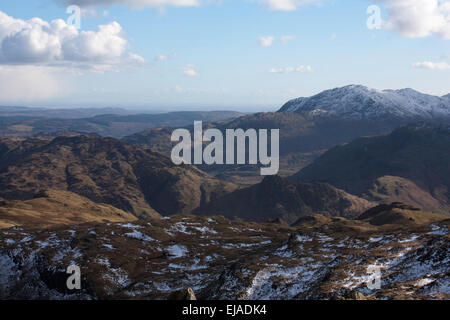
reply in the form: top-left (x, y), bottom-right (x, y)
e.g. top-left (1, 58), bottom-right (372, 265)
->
top-left (194, 175), bottom-right (373, 224)
top-left (167, 288), bottom-right (197, 300)
top-left (0, 135), bottom-right (236, 219)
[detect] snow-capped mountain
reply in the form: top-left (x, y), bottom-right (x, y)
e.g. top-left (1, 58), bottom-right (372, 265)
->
top-left (279, 85), bottom-right (450, 120)
top-left (443, 93), bottom-right (450, 102)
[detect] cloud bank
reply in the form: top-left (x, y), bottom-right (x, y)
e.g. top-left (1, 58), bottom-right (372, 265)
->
top-left (55, 0), bottom-right (200, 9)
top-left (413, 61), bottom-right (450, 70)
top-left (377, 0), bottom-right (450, 39)
top-left (259, 36), bottom-right (275, 47)
top-left (184, 65), bottom-right (198, 76)
top-left (0, 10), bottom-right (144, 103)
top-left (0, 10), bottom-right (144, 69)
top-left (262, 0), bottom-right (319, 11)
top-left (269, 65), bottom-right (314, 73)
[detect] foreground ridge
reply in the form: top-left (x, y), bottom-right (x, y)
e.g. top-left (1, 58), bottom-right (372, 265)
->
top-left (0, 214), bottom-right (448, 300)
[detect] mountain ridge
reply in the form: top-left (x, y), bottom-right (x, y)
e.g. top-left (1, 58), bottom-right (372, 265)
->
top-left (279, 85), bottom-right (450, 120)
top-left (0, 135), bottom-right (238, 219)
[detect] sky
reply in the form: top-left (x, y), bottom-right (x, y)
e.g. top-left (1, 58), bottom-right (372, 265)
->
top-left (0, 0), bottom-right (449, 112)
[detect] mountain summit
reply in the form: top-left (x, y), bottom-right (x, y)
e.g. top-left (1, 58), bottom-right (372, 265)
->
top-left (279, 85), bottom-right (450, 120)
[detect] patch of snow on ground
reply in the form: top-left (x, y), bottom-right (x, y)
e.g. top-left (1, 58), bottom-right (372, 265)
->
top-left (428, 224), bottom-right (448, 235)
top-left (171, 223), bottom-right (193, 235)
top-left (103, 243), bottom-right (114, 250)
top-left (194, 226), bottom-right (217, 234)
top-left (167, 245), bottom-right (188, 258)
top-left (317, 234), bottom-right (333, 242)
top-left (296, 234), bottom-right (314, 242)
top-left (244, 262), bottom-right (327, 299)
top-left (369, 236), bottom-right (384, 242)
top-left (125, 230), bottom-right (155, 242)
top-left (399, 235), bottom-right (419, 243)
top-left (20, 235), bottom-right (34, 243)
top-left (415, 278), bottom-right (435, 287)
top-left (119, 223), bottom-right (143, 229)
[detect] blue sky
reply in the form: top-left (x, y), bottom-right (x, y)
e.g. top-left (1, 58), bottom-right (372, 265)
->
top-left (0, 0), bottom-right (449, 111)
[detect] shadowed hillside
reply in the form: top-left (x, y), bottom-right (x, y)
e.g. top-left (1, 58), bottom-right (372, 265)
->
top-left (123, 112), bottom-right (406, 183)
top-left (0, 135), bottom-right (237, 220)
top-left (292, 123), bottom-right (450, 214)
top-left (194, 175), bottom-right (374, 224)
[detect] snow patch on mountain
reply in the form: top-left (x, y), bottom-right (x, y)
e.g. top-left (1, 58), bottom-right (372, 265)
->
top-left (279, 85), bottom-right (450, 120)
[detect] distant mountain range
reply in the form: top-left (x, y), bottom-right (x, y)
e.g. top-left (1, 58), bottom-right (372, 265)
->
top-left (0, 106), bottom-right (134, 119)
top-left (124, 86), bottom-right (450, 184)
top-left (279, 85), bottom-right (450, 120)
top-left (0, 111), bottom-right (243, 138)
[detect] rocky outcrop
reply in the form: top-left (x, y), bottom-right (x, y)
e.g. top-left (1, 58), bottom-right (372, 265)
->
top-left (167, 288), bottom-right (197, 300)
top-left (1, 215), bottom-right (448, 300)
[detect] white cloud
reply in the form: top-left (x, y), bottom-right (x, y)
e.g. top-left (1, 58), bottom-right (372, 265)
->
top-left (155, 54), bottom-right (169, 61)
top-left (155, 53), bottom-right (177, 61)
top-left (280, 35), bottom-right (295, 44)
top-left (376, 0), bottom-right (450, 39)
top-left (57, 0), bottom-right (323, 11)
top-left (184, 65), bottom-right (198, 76)
top-left (80, 7), bottom-right (99, 18)
top-left (259, 36), bottom-right (275, 47)
top-left (262, 0), bottom-right (319, 11)
top-left (0, 10), bottom-right (145, 102)
top-left (412, 61), bottom-right (450, 70)
top-left (0, 10), bottom-right (144, 69)
top-left (269, 65), bottom-right (314, 73)
top-left (55, 0), bottom-right (200, 9)
top-left (129, 53), bottom-right (146, 64)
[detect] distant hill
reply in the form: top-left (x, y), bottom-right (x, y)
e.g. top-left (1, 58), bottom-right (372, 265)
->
top-left (194, 175), bottom-right (374, 224)
top-left (0, 106), bottom-right (133, 119)
top-left (279, 85), bottom-right (450, 120)
top-left (0, 111), bottom-right (244, 138)
top-left (124, 112), bottom-right (404, 183)
top-left (0, 135), bottom-right (237, 220)
top-left (292, 123), bottom-right (450, 214)
top-left (125, 86), bottom-right (450, 183)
